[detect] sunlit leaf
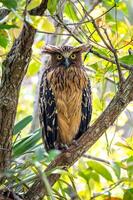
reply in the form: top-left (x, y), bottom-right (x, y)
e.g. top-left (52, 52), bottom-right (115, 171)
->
top-left (64, 2), bottom-right (79, 21)
top-left (27, 59), bottom-right (41, 76)
top-left (88, 160), bottom-right (113, 181)
top-left (116, 142), bottom-right (133, 151)
top-left (90, 171), bottom-right (100, 183)
top-left (78, 169), bottom-right (91, 181)
top-left (47, 0), bottom-right (59, 15)
top-left (13, 115), bottom-right (33, 135)
top-left (117, 2), bottom-right (128, 15)
top-left (34, 40), bottom-right (45, 49)
top-left (26, 14), bottom-right (55, 32)
top-left (102, 0), bottom-right (114, 6)
top-left (105, 197), bottom-right (122, 200)
top-left (27, 0), bottom-right (42, 10)
top-left (0, 0), bottom-right (17, 9)
top-left (0, 33), bottom-right (8, 48)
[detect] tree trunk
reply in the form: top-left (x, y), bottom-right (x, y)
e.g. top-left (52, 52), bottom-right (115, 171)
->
top-left (0, 0), bottom-right (48, 182)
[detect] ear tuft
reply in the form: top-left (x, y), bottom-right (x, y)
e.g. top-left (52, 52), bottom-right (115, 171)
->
top-left (73, 44), bottom-right (92, 53)
top-left (42, 45), bottom-right (55, 54)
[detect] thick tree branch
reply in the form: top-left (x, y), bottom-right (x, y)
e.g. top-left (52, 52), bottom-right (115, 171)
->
top-left (25, 72), bottom-right (133, 200)
top-left (0, 0), bottom-right (48, 181)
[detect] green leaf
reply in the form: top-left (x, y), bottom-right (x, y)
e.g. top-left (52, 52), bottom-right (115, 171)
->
top-left (0, 34), bottom-right (8, 48)
top-left (27, 0), bottom-right (42, 11)
top-left (126, 156), bottom-right (133, 178)
top-left (0, 24), bottom-right (18, 30)
top-left (103, 0), bottom-right (114, 6)
top-left (47, 149), bottom-right (60, 161)
top-left (47, 0), bottom-right (59, 15)
top-left (13, 115), bottom-right (33, 135)
top-left (78, 168), bottom-right (91, 181)
top-left (111, 162), bottom-right (121, 178)
top-left (90, 172), bottom-right (100, 183)
top-left (32, 146), bottom-right (47, 162)
top-left (88, 160), bottom-right (113, 181)
top-left (119, 55), bottom-right (133, 65)
top-left (116, 142), bottom-right (133, 151)
top-left (13, 129), bottom-right (41, 158)
top-left (27, 59), bottom-right (41, 76)
top-left (0, 0), bottom-right (17, 9)
top-left (123, 188), bottom-right (133, 200)
top-left (26, 14), bottom-right (55, 32)
top-left (64, 2), bottom-right (79, 21)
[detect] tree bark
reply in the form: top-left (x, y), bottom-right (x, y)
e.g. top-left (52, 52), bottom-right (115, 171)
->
top-left (0, 0), bottom-right (48, 182)
top-left (24, 72), bottom-right (133, 200)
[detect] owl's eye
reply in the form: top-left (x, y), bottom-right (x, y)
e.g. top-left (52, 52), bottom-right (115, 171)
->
top-left (70, 53), bottom-right (76, 59)
top-left (57, 54), bottom-right (63, 60)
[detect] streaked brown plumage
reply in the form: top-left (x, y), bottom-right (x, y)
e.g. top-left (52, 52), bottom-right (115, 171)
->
top-left (39, 45), bottom-right (92, 150)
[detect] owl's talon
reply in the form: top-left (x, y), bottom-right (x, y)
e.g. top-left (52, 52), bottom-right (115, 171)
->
top-left (61, 143), bottom-right (69, 150)
top-left (72, 140), bottom-right (78, 147)
top-left (55, 143), bottom-right (69, 151)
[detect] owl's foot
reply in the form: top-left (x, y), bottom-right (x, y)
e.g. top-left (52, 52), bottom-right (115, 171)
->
top-left (72, 140), bottom-right (78, 147)
top-left (55, 143), bottom-right (69, 151)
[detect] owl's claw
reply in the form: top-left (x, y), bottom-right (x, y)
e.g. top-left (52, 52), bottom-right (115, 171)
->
top-left (72, 140), bottom-right (78, 147)
top-left (55, 143), bottom-right (69, 151)
top-left (60, 143), bottom-right (69, 150)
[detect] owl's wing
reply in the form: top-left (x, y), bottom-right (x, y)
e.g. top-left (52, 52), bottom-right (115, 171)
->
top-left (76, 79), bottom-right (92, 139)
top-left (39, 70), bottom-right (58, 150)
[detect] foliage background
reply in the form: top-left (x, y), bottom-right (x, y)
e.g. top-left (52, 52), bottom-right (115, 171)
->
top-left (0, 0), bottom-right (133, 199)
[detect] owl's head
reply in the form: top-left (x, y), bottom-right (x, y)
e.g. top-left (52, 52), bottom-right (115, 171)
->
top-left (42, 45), bottom-right (91, 69)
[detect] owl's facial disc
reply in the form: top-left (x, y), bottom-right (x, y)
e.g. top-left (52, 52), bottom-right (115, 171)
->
top-left (57, 52), bottom-right (78, 68)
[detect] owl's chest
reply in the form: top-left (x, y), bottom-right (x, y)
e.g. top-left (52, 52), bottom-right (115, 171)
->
top-left (47, 67), bottom-right (88, 110)
top-left (47, 67), bottom-right (88, 92)
top-left (46, 67), bottom-right (88, 144)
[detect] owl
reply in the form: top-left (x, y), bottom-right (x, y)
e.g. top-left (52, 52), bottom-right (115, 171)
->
top-left (39, 45), bottom-right (92, 151)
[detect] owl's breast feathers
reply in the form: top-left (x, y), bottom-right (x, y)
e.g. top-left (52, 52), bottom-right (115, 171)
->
top-left (39, 66), bottom-right (92, 150)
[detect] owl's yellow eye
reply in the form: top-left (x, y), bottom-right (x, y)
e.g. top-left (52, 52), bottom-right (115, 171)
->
top-left (70, 53), bottom-right (76, 59)
top-left (57, 54), bottom-right (63, 60)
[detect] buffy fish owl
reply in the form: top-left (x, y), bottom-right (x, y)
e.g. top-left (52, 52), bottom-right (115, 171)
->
top-left (39, 45), bottom-right (92, 150)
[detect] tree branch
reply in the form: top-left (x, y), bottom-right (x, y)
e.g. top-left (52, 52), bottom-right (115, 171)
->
top-left (24, 72), bottom-right (133, 200)
top-left (0, 8), bottom-right (10, 20)
top-left (89, 49), bottom-right (133, 71)
top-left (0, 0), bottom-right (48, 181)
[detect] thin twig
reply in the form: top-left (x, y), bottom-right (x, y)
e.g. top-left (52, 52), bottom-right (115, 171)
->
top-left (103, 28), bottom-right (124, 83)
top-left (56, 14), bottom-right (83, 43)
top-left (83, 154), bottom-right (110, 165)
top-left (113, 50), bottom-right (125, 83)
top-left (36, 30), bottom-right (72, 36)
top-left (91, 179), bottom-right (123, 199)
top-left (90, 49), bottom-right (133, 71)
top-left (63, 5), bottom-right (115, 26)
top-left (117, 37), bottom-right (133, 50)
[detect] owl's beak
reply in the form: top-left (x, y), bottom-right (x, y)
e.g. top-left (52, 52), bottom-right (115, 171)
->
top-left (64, 58), bottom-right (70, 68)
